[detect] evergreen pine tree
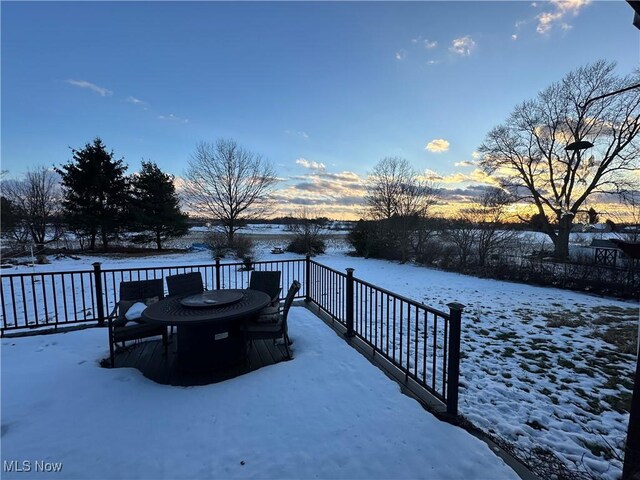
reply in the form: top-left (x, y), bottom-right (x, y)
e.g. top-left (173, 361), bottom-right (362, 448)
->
top-left (55, 138), bottom-right (128, 251)
top-left (129, 161), bottom-right (189, 250)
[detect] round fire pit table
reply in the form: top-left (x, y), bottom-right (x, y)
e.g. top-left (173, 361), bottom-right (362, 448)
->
top-left (142, 289), bottom-right (271, 372)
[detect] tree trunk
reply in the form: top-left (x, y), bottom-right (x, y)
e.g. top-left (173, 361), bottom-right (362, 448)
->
top-left (101, 228), bottom-right (109, 253)
top-left (554, 216), bottom-right (572, 261)
top-left (156, 231), bottom-right (162, 251)
top-left (90, 228), bottom-right (97, 250)
top-left (227, 225), bottom-right (235, 247)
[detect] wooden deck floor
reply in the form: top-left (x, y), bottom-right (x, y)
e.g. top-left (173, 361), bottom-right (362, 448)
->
top-left (109, 337), bottom-right (290, 386)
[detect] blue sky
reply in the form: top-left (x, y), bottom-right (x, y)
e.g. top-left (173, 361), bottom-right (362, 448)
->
top-left (2, 1), bottom-right (638, 218)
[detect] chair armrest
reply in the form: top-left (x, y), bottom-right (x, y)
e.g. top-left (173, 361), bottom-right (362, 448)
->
top-left (112, 316), bottom-right (128, 328)
top-left (107, 305), bottom-right (119, 329)
top-left (272, 288), bottom-right (282, 302)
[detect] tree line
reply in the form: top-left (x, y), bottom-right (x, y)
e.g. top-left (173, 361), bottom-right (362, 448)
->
top-left (1, 61), bottom-right (637, 263)
top-left (1, 138), bottom-right (189, 252)
top-left (350, 60), bottom-right (640, 264)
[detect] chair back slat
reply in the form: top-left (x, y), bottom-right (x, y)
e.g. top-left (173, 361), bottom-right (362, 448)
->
top-left (119, 279), bottom-right (164, 302)
top-left (249, 271), bottom-right (281, 301)
top-left (282, 280), bottom-right (301, 322)
top-left (166, 272), bottom-right (204, 297)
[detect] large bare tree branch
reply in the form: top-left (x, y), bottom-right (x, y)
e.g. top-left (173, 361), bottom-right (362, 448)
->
top-left (182, 139), bottom-right (278, 246)
top-left (479, 60), bottom-right (640, 259)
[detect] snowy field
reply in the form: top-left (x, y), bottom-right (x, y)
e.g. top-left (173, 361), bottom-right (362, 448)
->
top-left (1, 308), bottom-right (517, 479)
top-left (1, 240), bottom-right (637, 479)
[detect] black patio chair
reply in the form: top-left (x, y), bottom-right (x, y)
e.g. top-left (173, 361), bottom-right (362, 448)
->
top-left (242, 280), bottom-right (300, 360)
top-left (249, 270), bottom-right (281, 306)
top-left (166, 272), bottom-right (204, 297)
top-left (108, 279), bottom-right (168, 367)
top-left (165, 272), bottom-right (205, 336)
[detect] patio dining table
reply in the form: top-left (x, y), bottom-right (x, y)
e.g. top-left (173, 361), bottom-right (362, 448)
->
top-left (142, 289), bottom-right (271, 372)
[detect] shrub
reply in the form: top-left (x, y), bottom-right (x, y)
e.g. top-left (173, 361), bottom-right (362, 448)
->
top-left (205, 231), bottom-right (231, 258)
top-left (286, 237), bottom-right (326, 255)
top-left (232, 235), bottom-right (254, 259)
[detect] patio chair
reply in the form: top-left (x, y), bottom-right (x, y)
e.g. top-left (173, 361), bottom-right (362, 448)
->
top-left (166, 272), bottom-right (204, 297)
top-left (249, 270), bottom-right (281, 306)
top-left (108, 279), bottom-right (168, 367)
top-left (242, 280), bottom-right (300, 360)
top-left (165, 272), bottom-right (205, 336)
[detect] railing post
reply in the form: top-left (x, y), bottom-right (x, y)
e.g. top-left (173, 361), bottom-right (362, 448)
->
top-left (215, 257), bottom-right (221, 290)
top-left (92, 262), bottom-right (105, 327)
top-left (622, 352), bottom-right (640, 479)
top-left (305, 254), bottom-right (311, 302)
top-left (446, 302), bottom-right (464, 417)
top-left (345, 268), bottom-right (355, 337)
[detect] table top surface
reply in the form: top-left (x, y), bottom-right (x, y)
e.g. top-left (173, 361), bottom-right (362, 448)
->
top-left (180, 290), bottom-right (245, 308)
top-left (142, 289), bottom-right (271, 326)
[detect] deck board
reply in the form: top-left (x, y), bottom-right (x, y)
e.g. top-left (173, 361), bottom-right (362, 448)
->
top-left (110, 337), bottom-right (290, 386)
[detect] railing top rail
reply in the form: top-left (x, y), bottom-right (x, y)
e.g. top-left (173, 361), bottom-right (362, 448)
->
top-left (0, 269), bottom-right (95, 278)
top-left (353, 276), bottom-right (450, 319)
top-left (0, 258), bottom-right (305, 279)
top-left (99, 257), bottom-right (303, 274)
top-left (309, 260), bottom-right (347, 278)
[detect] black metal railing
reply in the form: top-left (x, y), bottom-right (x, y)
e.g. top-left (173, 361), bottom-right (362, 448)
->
top-left (0, 258), bottom-right (307, 332)
top-left (307, 260), bottom-right (463, 415)
top-left (0, 255), bottom-right (463, 414)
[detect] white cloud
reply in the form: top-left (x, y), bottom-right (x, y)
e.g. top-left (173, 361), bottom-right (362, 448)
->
top-left (426, 60), bottom-right (439, 66)
top-left (471, 151), bottom-right (482, 160)
top-left (421, 169), bottom-right (442, 180)
top-left (395, 50), bottom-right (407, 61)
top-left (424, 168), bottom-right (500, 186)
top-left (295, 158), bottom-right (325, 171)
top-left (511, 34), bottom-right (518, 40)
top-left (66, 79), bottom-right (112, 97)
top-left (124, 96), bottom-right (147, 110)
top-left (536, 0), bottom-right (590, 34)
top-left (455, 161), bottom-right (476, 167)
top-left (449, 36), bottom-right (476, 56)
top-left (158, 113), bottom-right (188, 124)
top-left (425, 138), bottom-right (450, 153)
top-left (285, 130), bottom-right (309, 139)
top-left (411, 36), bottom-right (437, 49)
top-left (125, 96), bottom-right (147, 106)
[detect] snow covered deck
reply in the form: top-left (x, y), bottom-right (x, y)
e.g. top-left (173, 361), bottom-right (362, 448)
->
top-left (2, 306), bottom-right (518, 479)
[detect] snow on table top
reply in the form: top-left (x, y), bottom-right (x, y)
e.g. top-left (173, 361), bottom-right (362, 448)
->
top-left (1, 307), bottom-right (517, 479)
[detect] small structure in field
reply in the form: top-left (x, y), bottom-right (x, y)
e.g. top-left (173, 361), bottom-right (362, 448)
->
top-left (589, 238), bottom-right (640, 267)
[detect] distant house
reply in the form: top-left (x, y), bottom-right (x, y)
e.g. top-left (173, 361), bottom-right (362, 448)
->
top-left (571, 223), bottom-right (611, 233)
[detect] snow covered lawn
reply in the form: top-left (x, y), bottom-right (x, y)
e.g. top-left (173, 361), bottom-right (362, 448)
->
top-left (1, 307), bottom-right (517, 479)
top-left (314, 251), bottom-right (636, 480)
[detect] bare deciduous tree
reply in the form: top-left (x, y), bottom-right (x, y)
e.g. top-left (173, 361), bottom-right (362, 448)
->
top-left (286, 207), bottom-right (327, 255)
top-left (365, 157), bottom-right (437, 262)
top-left (471, 188), bottom-right (518, 267)
top-left (443, 217), bottom-right (477, 268)
top-left (479, 60), bottom-right (640, 260)
top-left (1, 167), bottom-right (61, 252)
top-left (365, 157), bottom-right (435, 220)
top-left (183, 139), bottom-right (278, 246)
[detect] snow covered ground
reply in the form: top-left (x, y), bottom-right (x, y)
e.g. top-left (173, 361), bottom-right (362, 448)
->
top-left (1, 241), bottom-right (637, 479)
top-left (1, 307), bottom-right (517, 479)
